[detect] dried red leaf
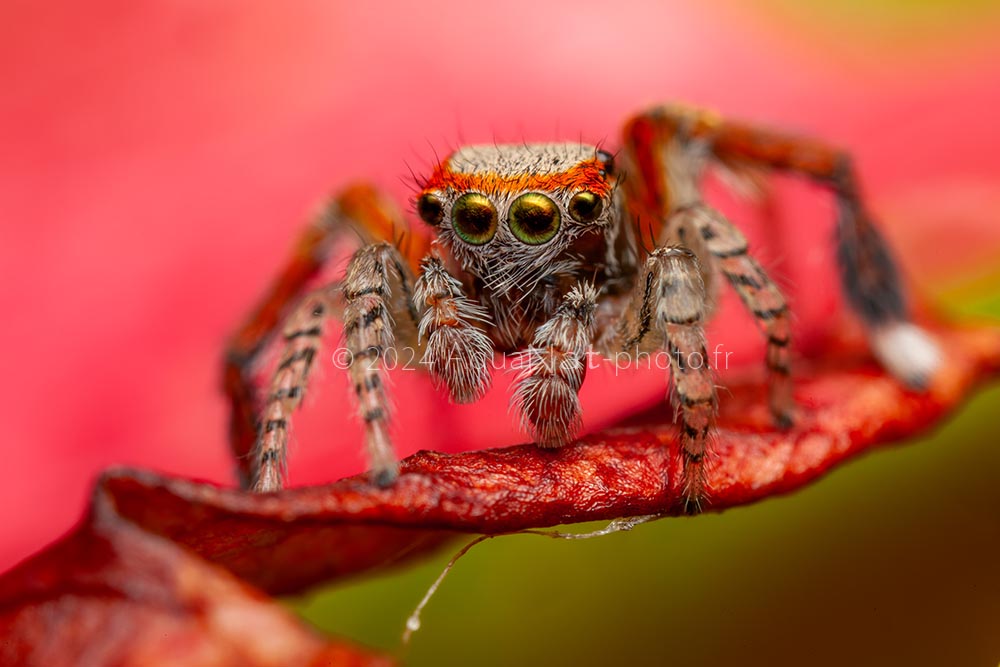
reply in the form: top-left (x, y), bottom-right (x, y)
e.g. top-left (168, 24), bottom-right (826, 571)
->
top-left (0, 491), bottom-right (395, 666)
top-left (1, 319), bottom-right (998, 664)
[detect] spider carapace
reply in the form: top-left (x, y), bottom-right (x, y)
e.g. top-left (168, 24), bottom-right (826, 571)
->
top-left (224, 104), bottom-right (941, 510)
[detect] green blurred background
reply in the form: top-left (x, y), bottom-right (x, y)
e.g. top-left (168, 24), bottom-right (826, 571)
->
top-left (291, 275), bottom-right (1000, 665)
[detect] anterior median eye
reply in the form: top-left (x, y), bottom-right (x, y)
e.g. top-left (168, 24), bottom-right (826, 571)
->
top-left (452, 193), bottom-right (497, 244)
top-left (509, 193), bottom-right (560, 245)
top-left (569, 190), bottom-right (603, 223)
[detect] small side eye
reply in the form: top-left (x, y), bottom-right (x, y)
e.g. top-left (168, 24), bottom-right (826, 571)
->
top-left (509, 193), bottom-right (560, 245)
top-left (569, 191), bottom-right (604, 223)
top-left (417, 192), bottom-right (444, 226)
top-left (452, 193), bottom-right (497, 244)
top-left (596, 149), bottom-right (615, 175)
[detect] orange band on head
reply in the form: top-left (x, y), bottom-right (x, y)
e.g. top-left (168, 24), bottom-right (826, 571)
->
top-left (423, 158), bottom-right (614, 198)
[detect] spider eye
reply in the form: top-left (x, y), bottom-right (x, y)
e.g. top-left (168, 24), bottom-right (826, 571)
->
top-left (417, 192), bottom-right (444, 226)
top-left (509, 193), bottom-right (561, 245)
top-left (452, 193), bottom-right (497, 245)
top-left (569, 191), bottom-right (604, 223)
top-left (596, 149), bottom-right (615, 175)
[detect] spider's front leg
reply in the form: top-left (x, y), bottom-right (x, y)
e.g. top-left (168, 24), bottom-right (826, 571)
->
top-left (342, 242), bottom-right (421, 487)
top-left (225, 184), bottom-right (426, 488)
top-left (513, 283), bottom-right (598, 448)
top-left (618, 247), bottom-right (717, 511)
top-left (250, 240), bottom-right (421, 491)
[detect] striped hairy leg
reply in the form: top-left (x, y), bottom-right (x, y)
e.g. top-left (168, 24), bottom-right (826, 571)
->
top-left (623, 104), bottom-right (940, 395)
top-left (224, 184), bottom-right (427, 490)
top-left (614, 246), bottom-right (717, 511)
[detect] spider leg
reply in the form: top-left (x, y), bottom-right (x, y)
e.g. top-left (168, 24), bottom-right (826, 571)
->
top-left (635, 132), bottom-right (795, 426)
top-left (624, 104), bottom-right (940, 389)
top-left (615, 246), bottom-right (716, 511)
top-left (342, 241), bottom-right (420, 487)
top-left (413, 249), bottom-right (494, 404)
top-left (512, 283), bottom-right (598, 448)
top-left (252, 289), bottom-right (332, 491)
top-left (250, 240), bottom-right (419, 492)
top-left (675, 203), bottom-right (795, 426)
top-left (225, 184), bottom-right (426, 488)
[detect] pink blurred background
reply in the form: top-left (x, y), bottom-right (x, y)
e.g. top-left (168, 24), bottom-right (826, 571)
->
top-left (1, 0), bottom-right (999, 572)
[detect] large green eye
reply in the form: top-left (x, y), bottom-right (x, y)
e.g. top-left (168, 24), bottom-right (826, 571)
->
top-left (569, 191), bottom-right (603, 222)
top-left (509, 193), bottom-right (560, 245)
top-left (452, 193), bottom-right (497, 244)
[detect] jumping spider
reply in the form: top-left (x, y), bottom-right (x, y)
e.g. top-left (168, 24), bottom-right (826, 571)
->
top-left (224, 104), bottom-right (941, 509)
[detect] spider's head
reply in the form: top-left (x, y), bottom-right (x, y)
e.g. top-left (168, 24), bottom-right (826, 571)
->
top-left (415, 143), bottom-right (617, 294)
